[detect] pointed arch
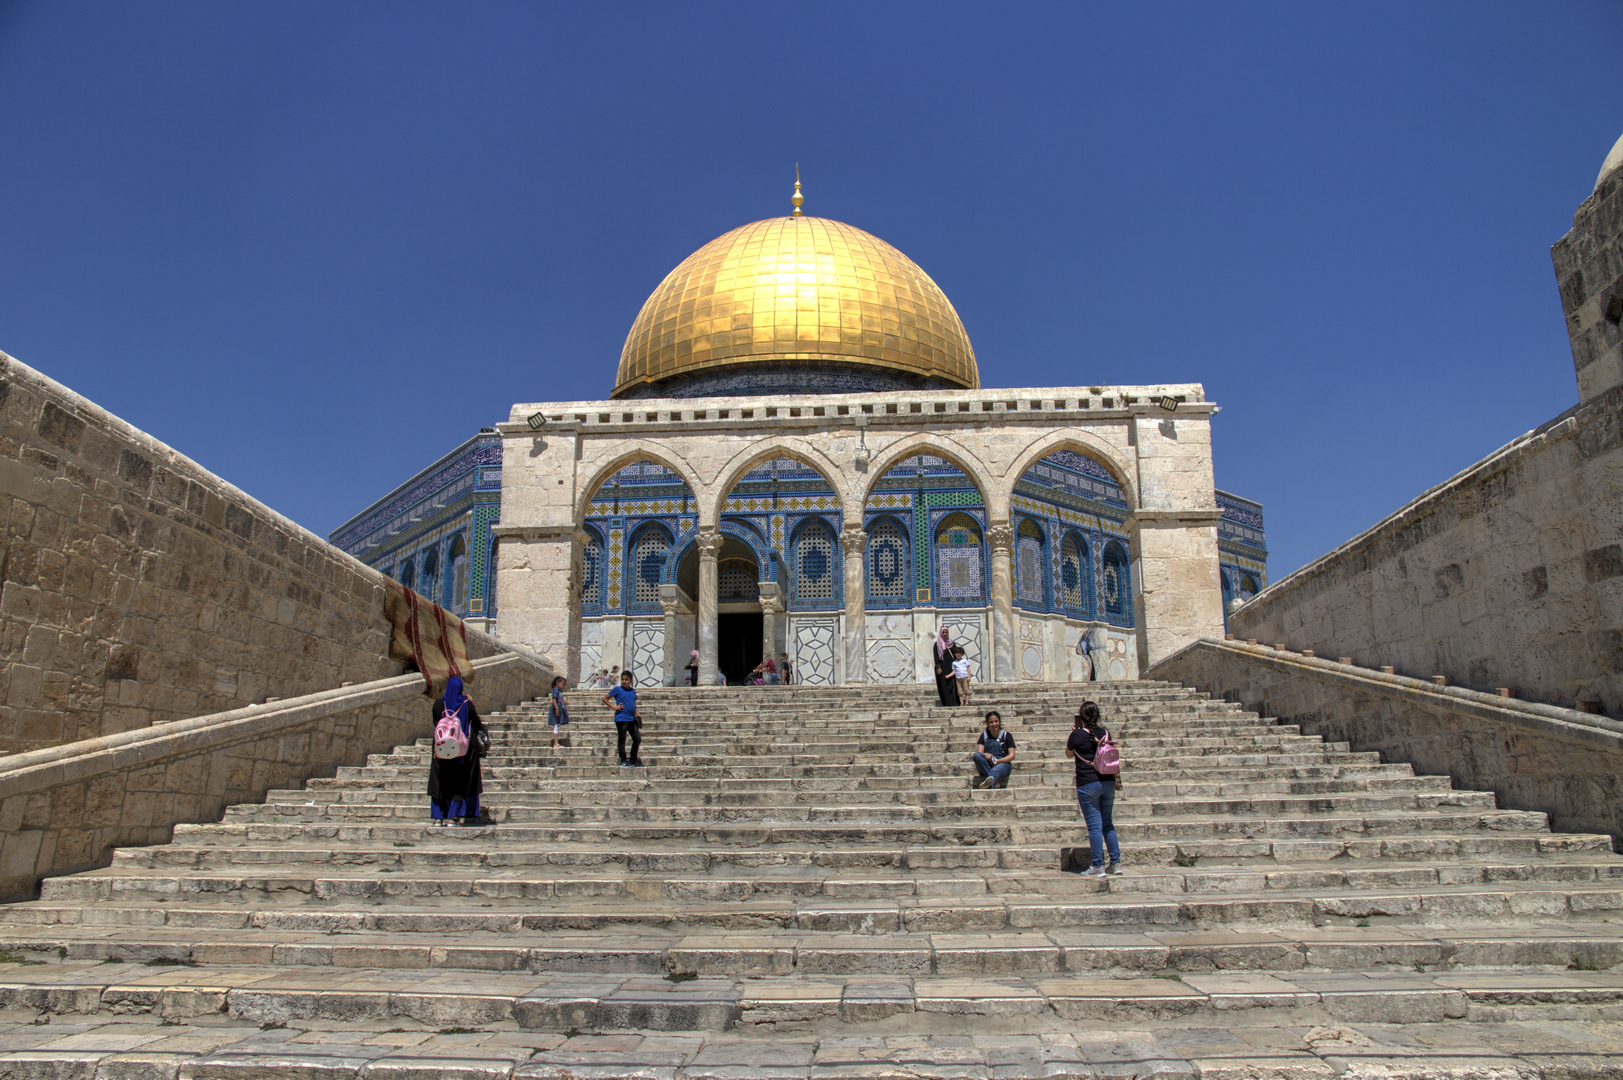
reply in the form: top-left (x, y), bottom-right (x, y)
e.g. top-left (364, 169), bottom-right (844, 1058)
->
top-left (787, 515), bottom-right (840, 610)
top-left (933, 511), bottom-right (987, 606)
top-left (999, 432), bottom-right (1139, 513)
top-left (858, 434), bottom-right (993, 518)
top-left (1014, 515), bottom-right (1048, 609)
top-left (712, 441), bottom-right (848, 525)
top-left (1101, 538), bottom-right (1132, 624)
top-left (580, 524), bottom-right (606, 613)
top-left (575, 446), bottom-right (701, 524)
top-left (1059, 529), bottom-right (1092, 616)
top-left (626, 520), bottom-right (674, 612)
top-left (864, 513), bottom-right (911, 607)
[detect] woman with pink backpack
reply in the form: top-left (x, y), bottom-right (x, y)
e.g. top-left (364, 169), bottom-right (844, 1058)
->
top-left (1066, 700), bottom-right (1121, 877)
top-left (428, 675), bottom-right (487, 827)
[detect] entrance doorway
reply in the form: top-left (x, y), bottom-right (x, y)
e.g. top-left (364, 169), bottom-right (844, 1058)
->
top-left (718, 613), bottom-right (762, 685)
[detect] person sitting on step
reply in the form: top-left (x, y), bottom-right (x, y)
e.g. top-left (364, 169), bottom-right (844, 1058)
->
top-left (972, 711), bottom-right (1015, 789)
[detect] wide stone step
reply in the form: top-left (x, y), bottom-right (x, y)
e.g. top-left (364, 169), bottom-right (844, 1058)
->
top-left (6, 924), bottom-right (1623, 979)
top-left (163, 807), bottom-right (1555, 848)
top-left (39, 856), bottom-right (1623, 910)
top-left (222, 791), bottom-right (1497, 827)
top-left (1, 959), bottom-right (1621, 1036)
top-left (253, 775), bottom-right (1453, 809)
top-left (11, 878), bottom-right (1622, 937)
top-left (113, 831), bottom-right (1614, 874)
top-left (4, 1013), bottom-right (1620, 1078)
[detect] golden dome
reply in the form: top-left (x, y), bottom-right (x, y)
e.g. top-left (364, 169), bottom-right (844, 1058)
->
top-left (613, 215), bottom-right (978, 398)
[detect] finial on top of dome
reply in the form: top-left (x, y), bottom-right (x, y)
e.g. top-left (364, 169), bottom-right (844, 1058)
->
top-left (792, 164), bottom-right (804, 217)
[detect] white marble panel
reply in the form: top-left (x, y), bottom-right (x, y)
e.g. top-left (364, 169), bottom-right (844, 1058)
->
top-left (789, 616), bottom-right (838, 686)
top-left (1018, 617), bottom-right (1045, 681)
top-left (865, 612), bottom-right (915, 684)
top-left (578, 618), bottom-right (605, 682)
top-left (629, 619), bottom-right (665, 688)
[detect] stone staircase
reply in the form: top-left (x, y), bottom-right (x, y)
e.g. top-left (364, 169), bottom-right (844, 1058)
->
top-left (1, 682), bottom-right (1621, 1078)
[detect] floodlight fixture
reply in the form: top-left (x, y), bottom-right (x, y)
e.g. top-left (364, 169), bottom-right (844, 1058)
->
top-left (526, 412), bottom-right (546, 431)
top-left (1157, 396), bottom-right (1179, 412)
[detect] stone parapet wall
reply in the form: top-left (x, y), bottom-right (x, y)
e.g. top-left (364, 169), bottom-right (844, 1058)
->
top-left (1148, 638), bottom-right (1623, 846)
top-left (0, 349), bottom-right (462, 753)
top-left (1553, 161), bottom-right (1623, 405)
top-left (1227, 384), bottom-right (1623, 713)
top-left (0, 649), bottom-right (552, 902)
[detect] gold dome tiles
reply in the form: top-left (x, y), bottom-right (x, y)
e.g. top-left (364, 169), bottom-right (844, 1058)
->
top-left (614, 216), bottom-right (978, 397)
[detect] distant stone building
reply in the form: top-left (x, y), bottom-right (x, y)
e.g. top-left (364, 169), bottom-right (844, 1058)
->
top-left (335, 181), bottom-right (1266, 685)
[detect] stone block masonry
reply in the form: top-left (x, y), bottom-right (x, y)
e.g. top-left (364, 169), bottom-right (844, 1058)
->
top-left (1149, 638), bottom-right (1623, 846)
top-left (1553, 147), bottom-right (1623, 405)
top-left (1227, 383), bottom-right (1623, 714)
top-left (0, 349), bottom-right (440, 753)
top-left (0, 649), bottom-right (552, 901)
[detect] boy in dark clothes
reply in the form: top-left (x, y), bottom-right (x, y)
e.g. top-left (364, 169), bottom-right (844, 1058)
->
top-left (603, 670), bottom-right (643, 767)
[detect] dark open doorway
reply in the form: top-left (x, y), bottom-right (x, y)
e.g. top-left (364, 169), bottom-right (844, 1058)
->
top-left (718, 613), bottom-right (762, 686)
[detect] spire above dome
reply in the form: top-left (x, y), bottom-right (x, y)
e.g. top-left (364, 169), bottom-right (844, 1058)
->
top-left (612, 211), bottom-right (978, 399)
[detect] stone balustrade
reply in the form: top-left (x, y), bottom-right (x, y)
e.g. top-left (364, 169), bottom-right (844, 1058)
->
top-left (1148, 637), bottom-right (1623, 846)
top-left (0, 649), bottom-right (552, 901)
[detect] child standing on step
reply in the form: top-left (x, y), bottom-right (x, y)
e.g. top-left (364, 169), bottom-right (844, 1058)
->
top-left (548, 675), bottom-right (570, 749)
top-left (951, 646), bottom-right (971, 705)
top-left (603, 670), bottom-right (644, 767)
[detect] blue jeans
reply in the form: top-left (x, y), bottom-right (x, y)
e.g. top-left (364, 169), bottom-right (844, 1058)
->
top-left (973, 753), bottom-right (1011, 785)
top-left (1076, 781), bottom-right (1120, 868)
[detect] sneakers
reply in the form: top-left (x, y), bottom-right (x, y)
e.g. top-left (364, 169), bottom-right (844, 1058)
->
top-left (1082, 865), bottom-right (1107, 878)
top-left (618, 759), bottom-right (631, 767)
top-left (1107, 861), bottom-right (1123, 875)
top-left (996, 777), bottom-right (1009, 789)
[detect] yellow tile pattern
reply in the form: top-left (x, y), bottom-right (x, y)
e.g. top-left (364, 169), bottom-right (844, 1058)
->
top-left (614, 216), bottom-right (978, 397)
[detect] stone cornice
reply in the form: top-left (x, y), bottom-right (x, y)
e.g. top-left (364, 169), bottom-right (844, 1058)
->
top-left (498, 385), bottom-right (1215, 437)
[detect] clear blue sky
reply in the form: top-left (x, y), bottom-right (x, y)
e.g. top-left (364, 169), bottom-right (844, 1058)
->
top-left (2, 2), bottom-right (1619, 577)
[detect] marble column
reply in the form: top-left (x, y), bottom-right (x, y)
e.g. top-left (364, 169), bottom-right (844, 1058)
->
top-left (696, 528), bottom-right (721, 687)
top-left (840, 524), bottom-right (867, 684)
top-left (988, 521), bottom-right (1016, 682)
top-left (659, 585), bottom-right (680, 687)
top-left (759, 594), bottom-right (780, 675)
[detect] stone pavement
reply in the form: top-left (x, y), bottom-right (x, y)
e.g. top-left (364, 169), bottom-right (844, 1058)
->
top-left (0, 682), bottom-right (1619, 1077)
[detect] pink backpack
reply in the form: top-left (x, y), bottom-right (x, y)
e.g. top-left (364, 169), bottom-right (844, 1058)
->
top-left (433, 706), bottom-right (469, 760)
top-left (1091, 732), bottom-right (1121, 775)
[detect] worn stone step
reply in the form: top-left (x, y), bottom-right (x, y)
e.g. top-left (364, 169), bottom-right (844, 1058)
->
top-left (1, 959), bottom-right (1621, 1034)
top-left (9, 880), bottom-right (1622, 936)
top-left (39, 857), bottom-right (1623, 909)
top-left (114, 831), bottom-right (1614, 873)
top-left (5, 924), bottom-right (1623, 978)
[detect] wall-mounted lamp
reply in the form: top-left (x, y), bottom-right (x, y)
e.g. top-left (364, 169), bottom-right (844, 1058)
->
top-left (526, 412), bottom-right (546, 431)
top-left (1157, 396), bottom-right (1179, 412)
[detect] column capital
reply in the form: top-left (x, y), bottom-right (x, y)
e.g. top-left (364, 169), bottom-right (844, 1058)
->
top-left (987, 522), bottom-right (1014, 555)
top-left (839, 524), bottom-right (867, 557)
top-left (696, 528), bottom-right (723, 559)
top-left (759, 596), bottom-right (781, 615)
top-left (659, 599), bottom-right (680, 617)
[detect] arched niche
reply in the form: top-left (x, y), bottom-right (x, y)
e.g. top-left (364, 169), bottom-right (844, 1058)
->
top-left (864, 453), bottom-right (988, 608)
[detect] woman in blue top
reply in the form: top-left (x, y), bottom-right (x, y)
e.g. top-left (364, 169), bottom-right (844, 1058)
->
top-left (427, 676), bottom-right (485, 827)
top-left (548, 675), bottom-right (570, 749)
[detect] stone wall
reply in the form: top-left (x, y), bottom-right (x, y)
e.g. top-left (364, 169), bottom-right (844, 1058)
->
top-left (0, 349), bottom-right (443, 754)
top-left (1553, 147), bottom-right (1623, 405)
top-left (0, 649), bottom-right (553, 902)
top-left (1149, 638), bottom-right (1623, 846)
top-left (1227, 385), bottom-right (1623, 713)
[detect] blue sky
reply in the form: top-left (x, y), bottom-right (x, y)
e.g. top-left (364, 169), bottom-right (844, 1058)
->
top-left (1, 1), bottom-right (1619, 577)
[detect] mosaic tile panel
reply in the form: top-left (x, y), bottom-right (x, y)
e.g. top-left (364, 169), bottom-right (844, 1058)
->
top-left (867, 520), bottom-right (909, 601)
top-left (606, 527), bottom-right (624, 610)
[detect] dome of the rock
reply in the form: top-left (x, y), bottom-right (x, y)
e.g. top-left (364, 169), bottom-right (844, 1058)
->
top-left (612, 214), bottom-right (978, 399)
